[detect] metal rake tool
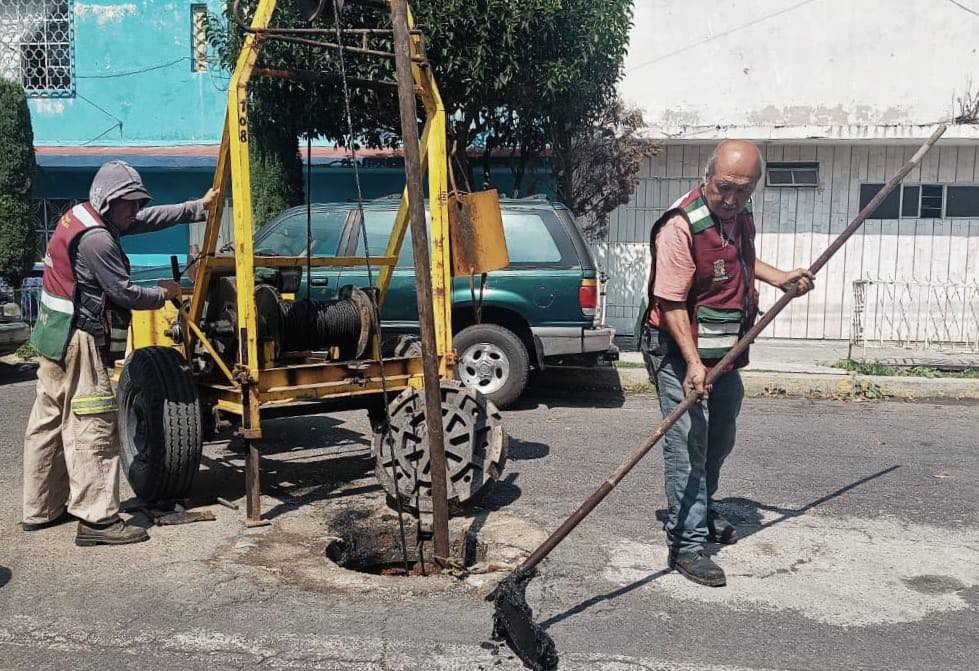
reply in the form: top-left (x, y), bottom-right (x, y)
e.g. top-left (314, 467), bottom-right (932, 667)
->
top-left (488, 125), bottom-right (947, 671)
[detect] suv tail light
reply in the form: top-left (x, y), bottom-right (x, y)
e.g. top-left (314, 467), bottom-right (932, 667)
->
top-left (579, 278), bottom-right (598, 317)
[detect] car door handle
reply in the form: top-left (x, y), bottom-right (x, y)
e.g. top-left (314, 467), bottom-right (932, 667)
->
top-left (311, 277), bottom-right (329, 286)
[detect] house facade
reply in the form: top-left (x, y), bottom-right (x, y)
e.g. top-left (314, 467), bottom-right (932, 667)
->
top-left (603, 0), bottom-right (979, 345)
top-left (2, 0), bottom-right (226, 263)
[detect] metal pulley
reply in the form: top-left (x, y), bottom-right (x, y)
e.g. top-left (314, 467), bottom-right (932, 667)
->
top-left (297, 0), bottom-right (344, 22)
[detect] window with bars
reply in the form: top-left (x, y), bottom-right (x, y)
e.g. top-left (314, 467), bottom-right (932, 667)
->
top-left (766, 162), bottom-right (819, 187)
top-left (191, 4), bottom-right (208, 72)
top-left (32, 198), bottom-right (80, 258)
top-left (0, 1), bottom-right (74, 97)
top-left (859, 183), bottom-right (979, 219)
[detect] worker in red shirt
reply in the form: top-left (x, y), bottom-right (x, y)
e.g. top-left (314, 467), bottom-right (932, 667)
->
top-left (641, 140), bottom-right (814, 586)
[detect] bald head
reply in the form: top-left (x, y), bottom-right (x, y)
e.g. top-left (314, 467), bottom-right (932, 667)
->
top-left (706, 140), bottom-right (764, 182)
top-left (702, 140), bottom-right (764, 219)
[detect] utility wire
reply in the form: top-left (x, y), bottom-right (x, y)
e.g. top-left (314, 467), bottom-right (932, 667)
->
top-left (77, 57), bottom-right (191, 79)
top-left (627, 0), bottom-right (823, 72)
top-left (330, 0), bottom-right (413, 576)
top-left (946, 0), bottom-right (979, 18)
top-left (80, 123), bottom-right (122, 146)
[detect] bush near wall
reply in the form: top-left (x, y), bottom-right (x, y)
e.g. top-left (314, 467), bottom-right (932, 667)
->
top-left (0, 78), bottom-right (36, 284)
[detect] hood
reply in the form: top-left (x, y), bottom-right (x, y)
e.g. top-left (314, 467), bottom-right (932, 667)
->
top-left (89, 160), bottom-right (153, 217)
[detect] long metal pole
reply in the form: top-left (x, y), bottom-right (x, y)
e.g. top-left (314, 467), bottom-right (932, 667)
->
top-left (515, 124), bottom-right (948, 573)
top-left (390, 0), bottom-right (450, 560)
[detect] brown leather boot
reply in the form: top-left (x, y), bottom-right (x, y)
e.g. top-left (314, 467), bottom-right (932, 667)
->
top-left (75, 519), bottom-right (149, 547)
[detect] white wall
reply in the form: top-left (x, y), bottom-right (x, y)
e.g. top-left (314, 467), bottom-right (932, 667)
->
top-left (623, 0), bottom-right (979, 136)
top-left (598, 142), bottom-right (979, 340)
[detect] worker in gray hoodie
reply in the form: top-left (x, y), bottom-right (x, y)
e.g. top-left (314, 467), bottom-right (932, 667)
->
top-left (22, 160), bottom-right (217, 546)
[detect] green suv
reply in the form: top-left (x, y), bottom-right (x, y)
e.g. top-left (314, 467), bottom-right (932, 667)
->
top-left (145, 196), bottom-right (617, 407)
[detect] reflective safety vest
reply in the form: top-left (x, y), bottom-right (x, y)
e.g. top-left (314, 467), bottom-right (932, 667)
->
top-left (31, 203), bottom-right (130, 363)
top-left (646, 186), bottom-right (757, 368)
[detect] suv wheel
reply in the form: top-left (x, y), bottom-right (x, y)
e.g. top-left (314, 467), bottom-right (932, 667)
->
top-left (453, 324), bottom-right (529, 409)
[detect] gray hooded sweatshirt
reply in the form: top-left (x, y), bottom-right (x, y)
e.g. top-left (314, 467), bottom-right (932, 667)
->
top-left (73, 160), bottom-right (206, 339)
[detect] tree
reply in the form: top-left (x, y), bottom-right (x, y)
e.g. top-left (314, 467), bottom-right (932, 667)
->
top-left (552, 99), bottom-right (657, 240)
top-left (0, 78), bottom-right (36, 285)
top-left (208, 1), bottom-right (642, 230)
top-left (207, 1), bottom-right (400, 226)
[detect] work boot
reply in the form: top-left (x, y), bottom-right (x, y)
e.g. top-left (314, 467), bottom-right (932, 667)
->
top-left (668, 550), bottom-right (726, 587)
top-left (74, 518), bottom-right (149, 547)
top-left (707, 509), bottom-right (738, 545)
top-left (21, 511), bottom-right (75, 532)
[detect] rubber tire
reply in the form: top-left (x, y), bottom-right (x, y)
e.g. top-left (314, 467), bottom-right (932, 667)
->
top-left (117, 346), bottom-right (203, 502)
top-left (453, 323), bottom-right (529, 409)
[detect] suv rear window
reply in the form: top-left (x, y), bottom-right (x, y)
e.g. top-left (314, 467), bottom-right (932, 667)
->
top-left (502, 210), bottom-right (576, 267)
top-left (503, 213), bottom-right (561, 263)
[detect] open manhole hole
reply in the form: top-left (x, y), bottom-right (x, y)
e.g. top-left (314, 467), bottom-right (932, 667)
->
top-left (323, 504), bottom-right (492, 578)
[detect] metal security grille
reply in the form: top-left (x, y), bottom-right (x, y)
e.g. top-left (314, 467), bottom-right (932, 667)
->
top-left (0, 0), bottom-right (74, 96)
top-left (851, 280), bottom-right (979, 353)
top-left (32, 198), bottom-right (79, 257)
top-left (191, 4), bottom-right (207, 73)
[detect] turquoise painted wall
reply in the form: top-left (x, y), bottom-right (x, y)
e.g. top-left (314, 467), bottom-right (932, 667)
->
top-left (25, 0), bottom-right (558, 257)
top-left (29, 0), bottom-right (226, 146)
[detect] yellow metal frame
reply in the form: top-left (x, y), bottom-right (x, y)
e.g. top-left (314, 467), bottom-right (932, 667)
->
top-left (131, 0), bottom-right (453, 439)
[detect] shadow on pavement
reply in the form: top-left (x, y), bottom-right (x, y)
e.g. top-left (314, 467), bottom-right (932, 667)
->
top-left (510, 364), bottom-right (627, 410)
top-left (706, 464), bottom-right (903, 550)
top-left (186, 415), bottom-right (378, 520)
top-left (0, 565), bottom-right (10, 589)
top-left (540, 567), bottom-right (672, 629)
top-left (0, 360), bottom-right (37, 385)
top-left (188, 415), bottom-right (530, 522)
top-left (507, 438), bottom-right (549, 461)
top-left (545, 465), bottom-right (902, 628)
top-left (475, 472), bottom-right (523, 511)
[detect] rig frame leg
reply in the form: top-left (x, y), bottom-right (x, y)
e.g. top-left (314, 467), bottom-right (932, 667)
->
top-left (244, 439), bottom-right (269, 527)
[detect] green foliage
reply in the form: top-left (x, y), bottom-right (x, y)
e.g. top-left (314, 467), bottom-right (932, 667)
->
top-left (835, 359), bottom-right (979, 378)
top-left (553, 99), bottom-right (658, 240)
top-left (207, 2), bottom-right (401, 226)
top-left (15, 341), bottom-right (37, 360)
top-left (0, 78), bottom-right (36, 284)
top-left (207, 1), bottom-right (638, 228)
top-left (250, 124), bottom-right (306, 228)
top-left (412, 0), bottom-right (636, 194)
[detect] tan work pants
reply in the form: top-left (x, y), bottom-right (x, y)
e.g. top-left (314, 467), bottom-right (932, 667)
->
top-left (22, 330), bottom-right (120, 525)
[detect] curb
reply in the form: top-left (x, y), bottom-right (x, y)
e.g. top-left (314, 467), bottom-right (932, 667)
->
top-left (533, 365), bottom-right (979, 402)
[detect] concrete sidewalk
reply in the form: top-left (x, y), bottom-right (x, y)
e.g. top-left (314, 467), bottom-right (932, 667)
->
top-left (609, 338), bottom-right (979, 401)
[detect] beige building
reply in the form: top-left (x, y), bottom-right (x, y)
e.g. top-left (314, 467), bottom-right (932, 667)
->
top-left (601, 0), bottom-right (979, 347)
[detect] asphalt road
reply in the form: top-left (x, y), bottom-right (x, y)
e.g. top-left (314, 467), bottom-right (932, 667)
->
top-left (0, 360), bottom-right (976, 670)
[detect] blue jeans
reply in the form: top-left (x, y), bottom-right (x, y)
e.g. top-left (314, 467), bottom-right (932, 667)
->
top-left (641, 327), bottom-right (744, 553)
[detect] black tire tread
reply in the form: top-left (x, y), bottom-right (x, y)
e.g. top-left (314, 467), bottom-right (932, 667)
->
top-left (117, 346), bottom-right (202, 501)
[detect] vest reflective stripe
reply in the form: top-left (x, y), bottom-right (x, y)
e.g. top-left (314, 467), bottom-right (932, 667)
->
top-left (109, 327), bottom-right (128, 352)
top-left (40, 288), bottom-right (74, 315)
top-left (72, 204), bottom-right (102, 229)
top-left (70, 394), bottom-right (119, 415)
top-left (698, 321), bottom-right (741, 336)
top-left (684, 204), bottom-right (712, 228)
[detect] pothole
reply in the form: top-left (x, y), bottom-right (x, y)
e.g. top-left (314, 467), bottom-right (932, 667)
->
top-left (322, 502), bottom-right (491, 577)
top-left (228, 492), bottom-right (549, 595)
top-left (325, 537), bottom-right (487, 578)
